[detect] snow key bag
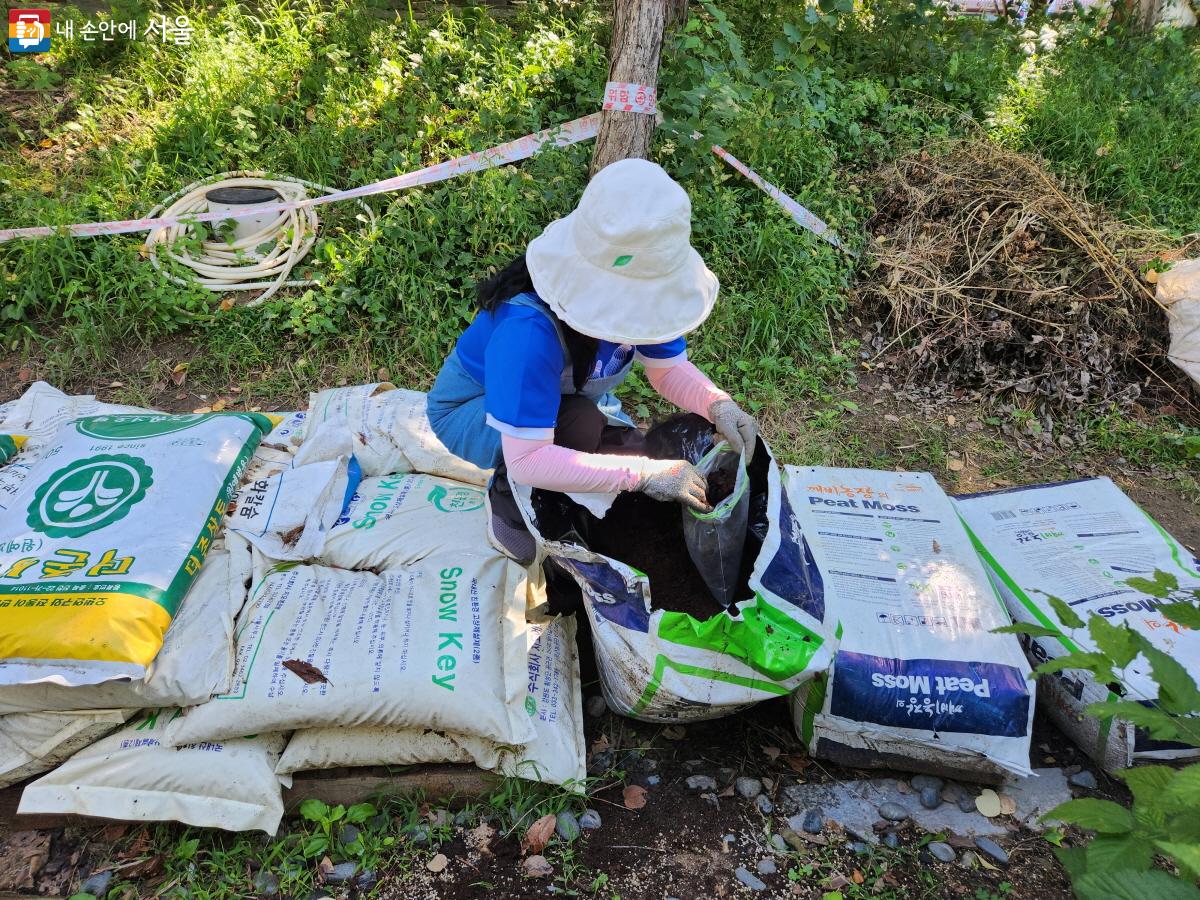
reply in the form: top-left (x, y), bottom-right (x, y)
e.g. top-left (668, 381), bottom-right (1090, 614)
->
top-left (788, 467), bottom-right (1034, 779)
top-left (295, 383), bottom-right (491, 486)
top-left (0, 411), bottom-right (269, 687)
top-left (19, 709), bottom-right (287, 834)
top-left (166, 557), bottom-right (535, 747)
top-left (955, 477), bottom-right (1200, 772)
top-left (276, 613), bottom-right (585, 786)
top-left (0, 708), bottom-right (133, 788)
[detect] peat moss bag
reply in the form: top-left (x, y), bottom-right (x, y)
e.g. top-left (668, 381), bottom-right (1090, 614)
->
top-left (513, 442), bottom-right (835, 723)
top-left (0, 412), bottom-right (270, 687)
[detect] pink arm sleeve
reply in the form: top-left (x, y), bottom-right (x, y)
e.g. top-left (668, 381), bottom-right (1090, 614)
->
top-left (502, 435), bottom-right (666, 493)
top-left (645, 360), bottom-right (730, 419)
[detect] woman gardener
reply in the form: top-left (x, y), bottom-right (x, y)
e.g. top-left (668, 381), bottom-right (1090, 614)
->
top-left (427, 158), bottom-right (759, 561)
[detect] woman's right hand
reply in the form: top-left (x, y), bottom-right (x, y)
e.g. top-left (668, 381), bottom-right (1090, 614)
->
top-left (639, 460), bottom-right (710, 513)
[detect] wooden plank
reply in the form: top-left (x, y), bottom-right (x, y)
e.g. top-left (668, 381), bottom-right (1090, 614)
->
top-left (0, 765), bottom-right (494, 831)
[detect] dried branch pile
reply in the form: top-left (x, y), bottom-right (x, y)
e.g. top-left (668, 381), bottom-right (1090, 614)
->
top-left (856, 139), bottom-right (1194, 414)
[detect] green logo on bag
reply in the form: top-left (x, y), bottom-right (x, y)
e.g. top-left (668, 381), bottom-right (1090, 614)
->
top-left (75, 414), bottom-right (209, 440)
top-left (612, 254), bottom-right (633, 267)
top-left (426, 484), bottom-right (485, 513)
top-left (27, 453), bottom-right (154, 538)
top-left (525, 695), bottom-right (537, 716)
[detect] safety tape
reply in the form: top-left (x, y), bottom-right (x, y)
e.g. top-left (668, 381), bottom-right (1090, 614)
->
top-left (710, 144), bottom-right (850, 253)
top-left (602, 81), bottom-right (658, 115)
top-left (0, 99), bottom-right (849, 254)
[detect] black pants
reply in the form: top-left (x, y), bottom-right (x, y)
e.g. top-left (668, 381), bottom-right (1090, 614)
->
top-left (489, 394), bottom-right (645, 529)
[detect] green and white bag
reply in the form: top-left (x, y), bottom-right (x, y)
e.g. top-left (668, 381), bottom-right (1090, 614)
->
top-left (0, 412), bottom-right (269, 687)
top-left (0, 708), bottom-right (133, 788)
top-left (513, 450), bottom-right (834, 722)
top-left (276, 614), bottom-right (585, 786)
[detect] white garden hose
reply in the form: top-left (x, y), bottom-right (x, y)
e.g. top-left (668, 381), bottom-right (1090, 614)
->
top-left (143, 172), bottom-right (375, 307)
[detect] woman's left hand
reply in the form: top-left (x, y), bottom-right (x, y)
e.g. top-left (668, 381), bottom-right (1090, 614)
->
top-left (709, 399), bottom-right (759, 462)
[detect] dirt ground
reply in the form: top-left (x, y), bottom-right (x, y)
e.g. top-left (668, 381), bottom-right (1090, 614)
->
top-left (0, 341), bottom-right (1195, 899)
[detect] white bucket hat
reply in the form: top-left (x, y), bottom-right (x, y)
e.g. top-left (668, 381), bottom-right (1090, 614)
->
top-left (526, 158), bottom-right (719, 345)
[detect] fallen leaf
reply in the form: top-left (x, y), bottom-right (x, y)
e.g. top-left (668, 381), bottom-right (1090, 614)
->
top-left (762, 777), bottom-right (775, 792)
top-left (38, 138), bottom-right (54, 148)
top-left (761, 745), bottom-right (781, 761)
top-left (192, 406), bottom-right (212, 414)
top-left (522, 854), bottom-right (553, 877)
top-left (999, 793), bottom-right (1016, 816)
top-left (100, 823), bottom-right (129, 843)
top-left (827, 874), bottom-right (850, 890)
top-left (931, 539), bottom-right (942, 554)
top-left (377, 367), bottom-right (391, 382)
top-left (319, 856), bottom-right (334, 878)
top-left (781, 754), bottom-right (811, 773)
top-left (17, 367), bottom-right (32, 383)
top-left (521, 814), bottom-right (556, 854)
top-left (623, 785), bottom-right (648, 810)
top-left (281, 659), bottom-right (331, 685)
top-left (1145, 268), bottom-right (1160, 285)
top-left (718, 784), bottom-right (735, 798)
top-left (946, 415), bottom-right (957, 426)
top-left (305, 107), bottom-right (317, 122)
top-left (118, 853), bottom-right (165, 879)
top-left (976, 789), bottom-right (1002, 818)
top-left (426, 852), bottom-right (448, 873)
top-left (211, 398), bottom-right (228, 412)
top-left (661, 725), bottom-right (686, 741)
top-left (852, 869), bottom-right (864, 885)
top-left (590, 733), bottom-right (611, 756)
top-left (780, 827), bottom-right (827, 849)
top-left (947, 459), bottom-right (965, 472)
top-left (219, 297), bottom-right (235, 312)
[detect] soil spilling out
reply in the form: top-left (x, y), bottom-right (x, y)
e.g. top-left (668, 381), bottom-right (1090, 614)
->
top-left (586, 491), bottom-right (727, 620)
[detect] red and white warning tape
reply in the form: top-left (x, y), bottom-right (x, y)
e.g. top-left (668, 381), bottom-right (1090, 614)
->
top-left (0, 86), bottom-right (849, 254)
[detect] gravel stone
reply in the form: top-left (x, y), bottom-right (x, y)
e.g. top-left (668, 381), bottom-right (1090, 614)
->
top-left (324, 862), bottom-right (357, 884)
top-left (1069, 771), bottom-right (1097, 790)
top-left (686, 775), bottom-right (718, 791)
top-left (756, 858), bottom-right (777, 875)
top-left (646, 775), bottom-right (661, 786)
top-left (911, 775), bottom-right (944, 792)
top-left (919, 787), bottom-right (942, 809)
top-left (878, 801), bottom-right (909, 822)
top-left (81, 872), bottom-right (114, 896)
top-left (405, 824), bottom-right (431, 844)
top-left (556, 811), bottom-right (581, 842)
top-left (736, 777), bottom-right (763, 799)
top-left (974, 837), bottom-right (1009, 866)
top-left (755, 794), bottom-right (774, 815)
top-left (586, 695), bottom-right (607, 717)
top-left (802, 808), bottom-right (824, 834)
top-left (254, 870), bottom-right (281, 896)
top-left (339, 824), bottom-right (360, 845)
top-left (957, 797), bottom-right (977, 814)
top-left (356, 871), bottom-right (378, 890)
top-left (928, 842), bottom-right (956, 863)
top-left (579, 809), bottom-right (602, 830)
top-left (734, 867), bottom-right (767, 891)
top-left (851, 841), bottom-right (869, 854)
top-left (960, 851), bottom-right (979, 868)
top-left (883, 832), bottom-right (899, 849)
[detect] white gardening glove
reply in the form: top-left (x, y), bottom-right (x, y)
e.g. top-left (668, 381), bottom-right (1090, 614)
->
top-left (709, 399), bottom-right (759, 462)
top-left (638, 459), bottom-right (710, 513)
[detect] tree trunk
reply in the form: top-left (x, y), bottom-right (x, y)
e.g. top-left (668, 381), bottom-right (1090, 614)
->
top-left (589, 0), bottom-right (688, 178)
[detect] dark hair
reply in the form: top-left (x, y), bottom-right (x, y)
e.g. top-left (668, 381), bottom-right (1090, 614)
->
top-left (476, 254), bottom-right (598, 393)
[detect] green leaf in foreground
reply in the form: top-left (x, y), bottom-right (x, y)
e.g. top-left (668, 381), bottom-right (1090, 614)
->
top-left (1161, 603), bottom-right (1200, 630)
top-left (1042, 798), bottom-right (1134, 833)
top-left (1045, 593), bottom-right (1085, 629)
top-left (993, 622), bottom-right (1066, 640)
top-left (1074, 869), bottom-right (1200, 900)
top-left (1157, 840), bottom-right (1200, 882)
top-left (1085, 833), bottom-right (1155, 872)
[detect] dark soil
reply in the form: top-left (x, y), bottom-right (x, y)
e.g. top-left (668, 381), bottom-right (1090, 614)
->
top-left (706, 466), bottom-right (736, 507)
top-left (587, 492), bottom-right (728, 621)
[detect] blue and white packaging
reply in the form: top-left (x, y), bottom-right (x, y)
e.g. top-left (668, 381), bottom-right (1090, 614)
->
top-left (955, 477), bottom-right (1200, 772)
top-left (788, 467), bottom-right (1034, 779)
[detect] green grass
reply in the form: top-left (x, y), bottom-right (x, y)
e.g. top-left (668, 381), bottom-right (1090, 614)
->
top-left (1, 0), bottom-right (1198, 472)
